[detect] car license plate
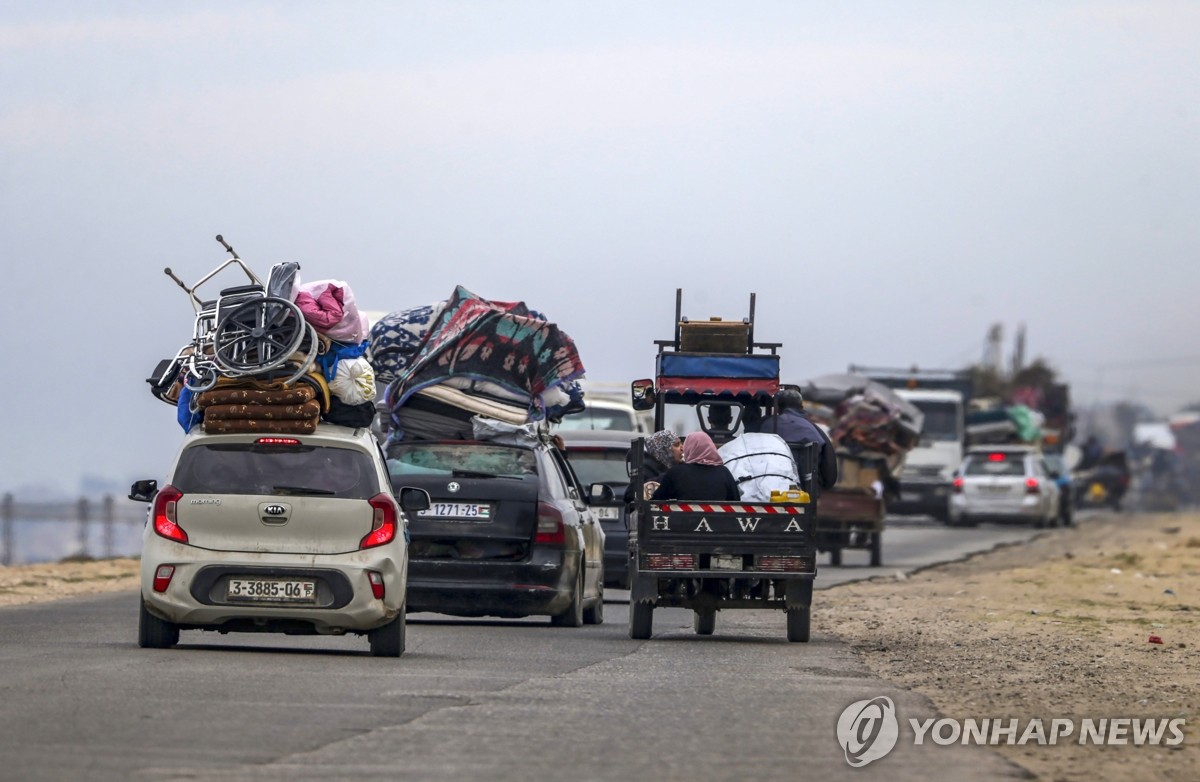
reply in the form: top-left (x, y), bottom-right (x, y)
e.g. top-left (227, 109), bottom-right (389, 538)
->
top-left (900, 492), bottom-right (921, 503)
top-left (419, 502), bottom-right (492, 520)
top-left (593, 506), bottom-right (620, 520)
top-left (710, 554), bottom-right (743, 571)
top-left (226, 578), bottom-right (316, 603)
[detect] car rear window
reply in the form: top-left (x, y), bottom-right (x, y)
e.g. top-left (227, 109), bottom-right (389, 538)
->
top-left (173, 443), bottom-right (379, 499)
top-left (556, 407), bottom-right (636, 431)
top-left (567, 449), bottom-right (632, 488)
top-left (387, 443), bottom-right (537, 479)
top-left (963, 453), bottom-right (1026, 477)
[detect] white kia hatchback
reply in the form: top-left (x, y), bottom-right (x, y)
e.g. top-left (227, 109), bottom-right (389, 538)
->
top-left (130, 424), bottom-right (428, 657)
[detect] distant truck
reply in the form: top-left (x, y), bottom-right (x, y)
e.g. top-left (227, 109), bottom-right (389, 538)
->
top-left (847, 366), bottom-right (974, 523)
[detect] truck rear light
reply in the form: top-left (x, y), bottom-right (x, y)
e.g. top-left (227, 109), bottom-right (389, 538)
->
top-left (152, 565), bottom-right (175, 593)
top-left (952, 477), bottom-right (964, 494)
top-left (755, 555), bottom-right (808, 572)
top-left (535, 503), bottom-right (566, 546)
top-left (152, 485), bottom-right (188, 544)
top-left (1025, 477), bottom-right (1040, 494)
top-left (361, 494), bottom-right (399, 549)
top-left (367, 571), bottom-right (385, 600)
top-left (642, 553), bottom-right (695, 570)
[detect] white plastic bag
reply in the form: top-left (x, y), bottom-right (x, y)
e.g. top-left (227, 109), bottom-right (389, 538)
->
top-left (328, 357), bottom-right (376, 406)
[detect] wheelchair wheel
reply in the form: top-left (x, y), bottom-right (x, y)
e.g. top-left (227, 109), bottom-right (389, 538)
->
top-left (183, 363), bottom-right (219, 393)
top-left (212, 296), bottom-right (306, 374)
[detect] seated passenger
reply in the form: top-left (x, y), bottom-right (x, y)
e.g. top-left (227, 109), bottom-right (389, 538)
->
top-left (624, 429), bottom-right (682, 503)
top-left (651, 431), bottom-right (741, 502)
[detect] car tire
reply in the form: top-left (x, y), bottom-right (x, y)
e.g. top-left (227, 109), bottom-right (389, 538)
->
top-left (694, 608), bottom-right (716, 636)
top-left (138, 598), bottom-right (179, 649)
top-left (551, 563), bottom-right (585, 628)
top-left (629, 601), bottom-right (653, 640)
top-left (368, 604), bottom-right (406, 658)
top-left (828, 548), bottom-right (842, 567)
top-left (583, 575), bottom-right (604, 626)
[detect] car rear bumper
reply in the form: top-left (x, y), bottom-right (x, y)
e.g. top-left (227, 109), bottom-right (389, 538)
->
top-left (951, 494), bottom-right (1045, 520)
top-left (140, 538), bottom-right (406, 633)
top-left (406, 546), bottom-right (576, 618)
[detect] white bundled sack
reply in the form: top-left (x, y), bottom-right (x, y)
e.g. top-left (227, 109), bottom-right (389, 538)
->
top-left (718, 433), bottom-right (799, 502)
top-left (328, 356), bottom-right (377, 406)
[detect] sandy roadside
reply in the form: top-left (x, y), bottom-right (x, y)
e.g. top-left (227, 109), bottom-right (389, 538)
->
top-left (0, 557), bottom-right (140, 607)
top-left (823, 511), bottom-right (1199, 782)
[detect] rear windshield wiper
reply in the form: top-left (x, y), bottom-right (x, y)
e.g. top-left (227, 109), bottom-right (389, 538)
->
top-left (272, 485), bottom-right (336, 496)
top-left (451, 469), bottom-right (524, 481)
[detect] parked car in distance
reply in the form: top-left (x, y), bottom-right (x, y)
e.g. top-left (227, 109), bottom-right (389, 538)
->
top-left (130, 424), bottom-right (425, 657)
top-left (558, 429), bottom-right (639, 589)
top-left (1042, 452), bottom-right (1074, 525)
top-left (949, 446), bottom-right (1061, 528)
top-left (555, 397), bottom-right (653, 434)
top-left (386, 436), bottom-right (605, 626)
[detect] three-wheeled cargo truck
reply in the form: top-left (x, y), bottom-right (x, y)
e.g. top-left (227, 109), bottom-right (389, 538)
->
top-left (626, 290), bottom-right (818, 642)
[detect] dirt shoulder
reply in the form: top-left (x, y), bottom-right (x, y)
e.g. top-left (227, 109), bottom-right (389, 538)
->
top-left (823, 512), bottom-right (1200, 782)
top-left (0, 557), bottom-right (140, 607)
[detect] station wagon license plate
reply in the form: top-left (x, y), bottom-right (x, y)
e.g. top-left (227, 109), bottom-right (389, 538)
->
top-left (226, 578), bottom-right (316, 603)
top-left (419, 503), bottom-right (493, 521)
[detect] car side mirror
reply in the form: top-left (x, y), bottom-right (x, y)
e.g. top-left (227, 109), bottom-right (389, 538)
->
top-left (398, 487), bottom-right (431, 513)
top-left (630, 379), bottom-right (656, 411)
top-left (128, 479), bottom-right (158, 503)
top-left (588, 483), bottom-right (616, 504)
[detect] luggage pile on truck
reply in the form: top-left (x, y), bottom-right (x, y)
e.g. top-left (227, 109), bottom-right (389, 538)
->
top-left (368, 285), bottom-right (586, 445)
top-left (146, 236), bottom-right (379, 434)
top-left (802, 373), bottom-right (924, 566)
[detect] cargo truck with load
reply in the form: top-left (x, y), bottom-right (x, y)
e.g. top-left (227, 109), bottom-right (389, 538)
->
top-left (847, 366), bottom-right (973, 523)
top-left (626, 291), bottom-right (818, 641)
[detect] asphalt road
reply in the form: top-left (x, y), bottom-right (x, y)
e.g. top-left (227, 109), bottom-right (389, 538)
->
top-left (0, 516), bottom-right (1049, 782)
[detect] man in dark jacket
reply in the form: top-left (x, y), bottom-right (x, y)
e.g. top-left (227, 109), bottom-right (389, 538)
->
top-left (756, 388), bottom-right (838, 495)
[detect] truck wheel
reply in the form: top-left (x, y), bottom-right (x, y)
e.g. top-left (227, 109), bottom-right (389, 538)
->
top-left (786, 608), bottom-right (810, 643)
top-left (630, 601), bottom-right (653, 639)
top-left (368, 604), bottom-right (406, 657)
top-left (694, 608), bottom-right (715, 636)
top-left (138, 598), bottom-right (179, 649)
top-left (869, 533), bottom-right (883, 567)
top-left (829, 548), bottom-right (842, 567)
top-left (551, 564), bottom-right (585, 627)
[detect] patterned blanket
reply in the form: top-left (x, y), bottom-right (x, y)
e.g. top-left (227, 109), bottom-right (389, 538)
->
top-left (386, 286), bottom-right (585, 421)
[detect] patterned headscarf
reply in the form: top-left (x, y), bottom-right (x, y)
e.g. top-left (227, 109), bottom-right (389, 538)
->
top-left (645, 430), bottom-right (681, 467)
top-left (682, 432), bottom-right (724, 466)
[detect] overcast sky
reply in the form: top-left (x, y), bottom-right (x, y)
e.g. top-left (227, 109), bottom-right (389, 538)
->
top-left (2, 1), bottom-right (1198, 494)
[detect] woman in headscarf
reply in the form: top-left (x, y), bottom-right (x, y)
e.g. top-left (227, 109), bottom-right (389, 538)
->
top-left (624, 429), bottom-right (683, 502)
top-left (650, 431), bottom-right (741, 502)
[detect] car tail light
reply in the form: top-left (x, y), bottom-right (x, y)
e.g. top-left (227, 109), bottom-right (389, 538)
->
top-left (255, 437), bottom-right (301, 445)
top-left (642, 553), bottom-right (695, 570)
top-left (367, 571), bottom-right (385, 600)
top-left (535, 502), bottom-right (566, 546)
top-left (361, 493), bottom-right (399, 549)
top-left (1026, 477), bottom-right (1040, 494)
top-left (952, 477), bottom-right (964, 493)
top-left (152, 565), bottom-right (175, 593)
top-left (755, 555), bottom-right (808, 572)
top-left (988, 453), bottom-right (1007, 462)
top-left (152, 485), bottom-right (188, 544)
